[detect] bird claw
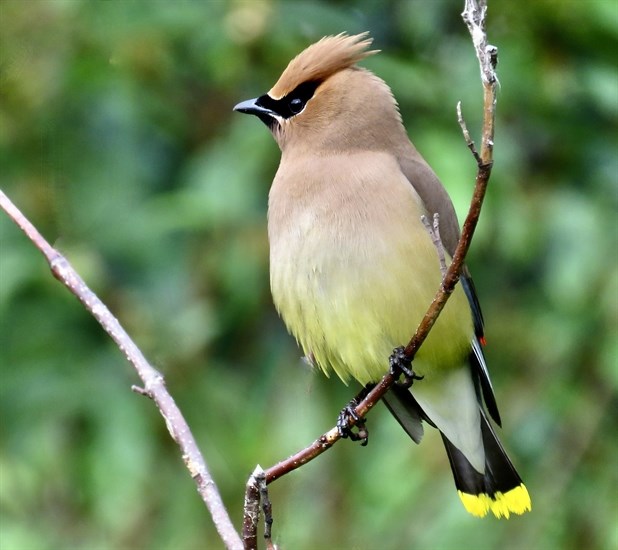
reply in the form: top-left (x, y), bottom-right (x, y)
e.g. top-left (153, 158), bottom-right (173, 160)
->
top-left (337, 403), bottom-right (369, 446)
top-left (389, 346), bottom-right (424, 388)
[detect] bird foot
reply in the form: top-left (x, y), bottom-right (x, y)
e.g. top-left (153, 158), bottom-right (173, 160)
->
top-left (337, 392), bottom-right (370, 446)
top-left (337, 405), bottom-right (369, 446)
top-left (389, 346), bottom-right (424, 388)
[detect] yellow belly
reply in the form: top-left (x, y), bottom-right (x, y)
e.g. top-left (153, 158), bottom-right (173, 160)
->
top-left (268, 153), bottom-right (473, 385)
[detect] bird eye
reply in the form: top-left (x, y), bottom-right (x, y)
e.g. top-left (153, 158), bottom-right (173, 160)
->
top-left (289, 98), bottom-right (304, 114)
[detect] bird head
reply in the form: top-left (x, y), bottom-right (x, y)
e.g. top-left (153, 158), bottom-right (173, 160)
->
top-left (234, 33), bottom-right (406, 153)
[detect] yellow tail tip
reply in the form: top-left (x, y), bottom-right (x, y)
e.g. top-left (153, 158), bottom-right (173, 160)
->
top-left (458, 484), bottom-right (532, 518)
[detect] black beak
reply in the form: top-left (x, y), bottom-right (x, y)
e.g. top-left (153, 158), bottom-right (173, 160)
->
top-left (233, 98), bottom-right (275, 117)
top-left (233, 97), bottom-right (278, 129)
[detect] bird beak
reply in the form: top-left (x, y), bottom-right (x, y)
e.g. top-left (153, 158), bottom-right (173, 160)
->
top-left (233, 98), bottom-right (275, 117)
top-left (234, 97), bottom-right (280, 130)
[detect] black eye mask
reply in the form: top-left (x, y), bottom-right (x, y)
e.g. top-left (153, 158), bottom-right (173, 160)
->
top-left (257, 80), bottom-right (322, 119)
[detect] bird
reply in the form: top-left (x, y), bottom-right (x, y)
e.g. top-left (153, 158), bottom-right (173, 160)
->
top-left (234, 32), bottom-right (531, 519)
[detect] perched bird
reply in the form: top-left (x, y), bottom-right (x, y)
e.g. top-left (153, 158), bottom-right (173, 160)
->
top-left (234, 32), bottom-right (531, 519)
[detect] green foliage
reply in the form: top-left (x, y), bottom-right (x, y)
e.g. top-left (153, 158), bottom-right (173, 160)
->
top-left (1, 1), bottom-right (616, 548)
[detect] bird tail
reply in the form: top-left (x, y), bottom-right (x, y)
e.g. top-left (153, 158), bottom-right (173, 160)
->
top-left (441, 412), bottom-right (531, 518)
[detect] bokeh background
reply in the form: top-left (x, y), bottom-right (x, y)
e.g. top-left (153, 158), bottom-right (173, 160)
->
top-left (1, 1), bottom-right (616, 549)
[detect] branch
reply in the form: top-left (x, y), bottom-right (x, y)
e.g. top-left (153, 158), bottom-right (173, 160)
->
top-left (0, 190), bottom-right (243, 550)
top-left (243, 467), bottom-right (264, 550)
top-left (422, 213), bottom-right (448, 279)
top-left (462, 0), bottom-right (499, 163)
top-left (244, 0), bottom-right (499, 543)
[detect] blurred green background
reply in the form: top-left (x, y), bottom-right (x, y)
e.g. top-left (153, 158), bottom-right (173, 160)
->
top-left (1, 1), bottom-right (616, 549)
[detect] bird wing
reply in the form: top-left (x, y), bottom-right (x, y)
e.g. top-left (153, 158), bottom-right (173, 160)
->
top-left (397, 150), bottom-right (501, 425)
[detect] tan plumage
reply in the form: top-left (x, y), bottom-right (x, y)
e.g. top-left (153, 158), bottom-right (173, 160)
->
top-left (269, 32), bottom-right (377, 99)
top-left (234, 32), bottom-right (531, 518)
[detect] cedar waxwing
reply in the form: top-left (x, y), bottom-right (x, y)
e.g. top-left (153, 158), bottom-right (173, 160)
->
top-left (234, 33), bottom-right (531, 519)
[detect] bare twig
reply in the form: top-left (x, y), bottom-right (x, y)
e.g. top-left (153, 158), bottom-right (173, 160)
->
top-left (0, 190), bottom-right (243, 550)
top-left (243, 466), bottom-right (265, 550)
top-left (260, 477), bottom-right (274, 548)
top-left (462, 0), bottom-right (499, 163)
top-left (422, 213), bottom-right (448, 279)
top-left (457, 101), bottom-right (481, 165)
top-left (244, 0), bottom-right (499, 544)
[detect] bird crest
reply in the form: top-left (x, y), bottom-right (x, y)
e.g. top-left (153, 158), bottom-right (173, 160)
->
top-left (269, 32), bottom-right (378, 99)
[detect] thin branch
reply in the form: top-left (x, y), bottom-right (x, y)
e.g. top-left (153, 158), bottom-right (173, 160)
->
top-left (422, 213), bottom-right (448, 279)
top-left (245, 0), bottom-right (499, 543)
top-left (0, 189), bottom-right (243, 550)
top-left (243, 467), bottom-right (265, 550)
top-left (462, 0), bottom-right (499, 163)
top-left (457, 101), bottom-right (481, 165)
